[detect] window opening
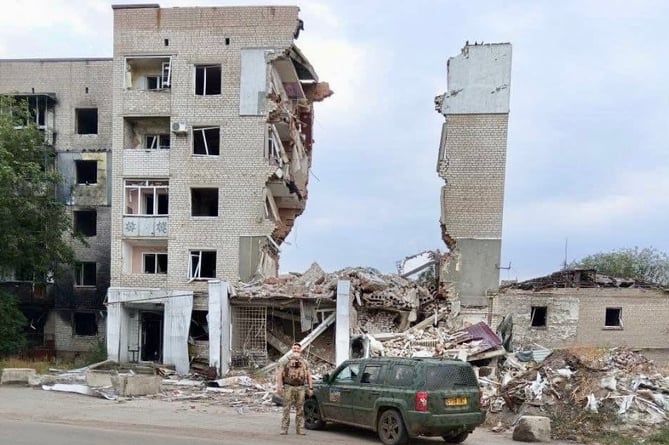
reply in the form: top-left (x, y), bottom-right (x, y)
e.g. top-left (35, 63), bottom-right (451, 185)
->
top-left (75, 160), bottom-right (97, 184)
top-left (191, 188), bottom-right (219, 216)
top-left (143, 253), bottom-right (168, 274)
top-left (193, 127), bottom-right (220, 155)
top-left (144, 134), bottom-right (170, 149)
top-left (530, 306), bottom-right (547, 327)
top-left (189, 250), bottom-right (216, 279)
top-left (74, 262), bottom-right (96, 286)
top-left (605, 308), bottom-right (622, 327)
top-left (73, 312), bottom-right (98, 336)
top-left (75, 108), bottom-right (98, 134)
top-left (124, 180), bottom-right (169, 215)
top-left (195, 65), bottom-right (221, 95)
top-left (74, 210), bottom-right (97, 236)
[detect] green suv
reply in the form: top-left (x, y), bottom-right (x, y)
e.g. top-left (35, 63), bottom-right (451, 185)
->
top-left (304, 357), bottom-right (484, 445)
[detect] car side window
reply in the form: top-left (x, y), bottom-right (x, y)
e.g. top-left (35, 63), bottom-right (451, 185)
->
top-left (333, 363), bottom-right (360, 383)
top-left (387, 364), bottom-right (415, 387)
top-left (360, 364), bottom-right (383, 384)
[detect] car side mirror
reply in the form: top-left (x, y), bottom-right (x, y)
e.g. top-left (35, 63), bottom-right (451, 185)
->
top-left (322, 373), bottom-right (330, 383)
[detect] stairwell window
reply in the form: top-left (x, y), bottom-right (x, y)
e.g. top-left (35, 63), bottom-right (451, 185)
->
top-left (188, 250), bottom-right (216, 280)
top-left (195, 65), bottom-right (221, 95)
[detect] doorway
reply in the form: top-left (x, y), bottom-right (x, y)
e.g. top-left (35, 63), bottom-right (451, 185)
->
top-left (140, 311), bottom-right (163, 362)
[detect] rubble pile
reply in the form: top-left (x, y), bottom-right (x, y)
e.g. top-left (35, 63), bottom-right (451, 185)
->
top-left (235, 263), bottom-right (444, 322)
top-left (482, 346), bottom-right (669, 440)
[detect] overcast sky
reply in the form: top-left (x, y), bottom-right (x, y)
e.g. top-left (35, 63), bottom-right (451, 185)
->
top-left (2, 0), bottom-right (668, 281)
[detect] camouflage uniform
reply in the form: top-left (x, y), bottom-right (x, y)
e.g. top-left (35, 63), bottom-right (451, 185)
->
top-left (279, 354), bottom-right (310, 434)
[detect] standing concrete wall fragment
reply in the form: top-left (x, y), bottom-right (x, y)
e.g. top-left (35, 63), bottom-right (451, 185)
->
top-left (435, 43), bottom-right (512, 306)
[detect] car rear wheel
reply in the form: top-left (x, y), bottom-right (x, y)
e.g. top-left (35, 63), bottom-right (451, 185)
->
top-left (304, 398), bottom-right (326, 430)
top-left (442, 431), bottom-right (469, 443)
top-left (377, 409), bottom-right (408, 445)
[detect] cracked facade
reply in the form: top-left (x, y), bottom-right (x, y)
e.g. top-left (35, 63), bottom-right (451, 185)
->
top-left (0, 4), bottom-right (329, 365)
top-left (434, 43), bottom-right (512, 307)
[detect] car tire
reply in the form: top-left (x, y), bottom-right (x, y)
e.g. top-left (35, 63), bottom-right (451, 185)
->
top-left (377, 409), bottom-right (408, 445)
top-left (442, 431), bottom-right (469, 443)
top-left (304, 398), bottom-right (326, 430)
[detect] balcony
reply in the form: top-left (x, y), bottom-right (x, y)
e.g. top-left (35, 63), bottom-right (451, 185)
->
top-left (122, 215), bottom-right (169, 237)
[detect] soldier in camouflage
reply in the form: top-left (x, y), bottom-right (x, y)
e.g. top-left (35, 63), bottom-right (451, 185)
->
top-left (276, 342), bottom-right (313, 435)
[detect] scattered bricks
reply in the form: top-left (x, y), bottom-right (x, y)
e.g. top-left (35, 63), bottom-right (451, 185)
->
top-left (512, 416), bottom-right (551, 442)
top-left (1, 368), bottom-right (36, 385)
top-left (111, 374), bottom-right (162, 396)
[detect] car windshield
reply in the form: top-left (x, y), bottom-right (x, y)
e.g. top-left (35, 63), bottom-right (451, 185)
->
top-left (424, 364), bottom-right (478, 390)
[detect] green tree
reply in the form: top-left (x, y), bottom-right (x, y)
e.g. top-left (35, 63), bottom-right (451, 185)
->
top-left (0, 96), bottom-right (76, 283)
top-left (0, 291), bottom-right (28, 356)
top-left (570, 246), bottom-right (669, 285)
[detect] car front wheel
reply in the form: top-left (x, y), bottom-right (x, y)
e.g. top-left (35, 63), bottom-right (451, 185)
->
top-left (377, 409), bottom-right (408, 445)
top-left (442, 431), bottom-right (469, 443)
top-left (304, 398), bottom-right (326, 430)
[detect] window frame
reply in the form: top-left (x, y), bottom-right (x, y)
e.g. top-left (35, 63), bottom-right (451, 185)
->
top-left (194, 64), bottom-right (222, 96)
top-left (75, 108), bottom-right (98, 135)
top-left (124, 180), bottom-right (169, 216)
top-left (143, 252), bottom-right (168, 274)
top-left (191, 187), bottom-right (219, 217)
top-left (73, 312), bottom-right (98, 336)
top-left (188, 250), bottom-right (217, 280)
top-left (530, 306), bottom-right (548, 328)
top-left (75, 160), bottom-right (98, 185)
top-left (74, 262), bottom-right (96, 287)
top-left (144, 134), bottom-right (170, 150)
top-left (73, 209), bottom-right (97, 237)
top-left (192, 126), bottom-right (220, 156)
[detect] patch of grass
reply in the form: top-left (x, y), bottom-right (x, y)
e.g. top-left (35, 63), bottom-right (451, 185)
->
top-left (648, 426), bottom-right (669, 445)
top-left (0, 357), bottom-right (72, 374)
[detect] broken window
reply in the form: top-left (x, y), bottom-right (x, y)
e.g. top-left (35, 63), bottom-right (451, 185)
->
top-left (74, 262), bottom-right (96, 286)
top-left (193, 127), bottom-right (220, 155)
top-left (75, 160), bottom-right (97, 184)
top-left (73, 312), bottom-right (97, 336)
top-left (143, 253), bottom-right (168, 274)
top-left (124, 180), bottom-right (169, 215)
top-left (74, 210), bottom-right (97, 237)
top-left (191, 188), bottom-right (219, 217)
top-left (195, 65), bottom-right (221, 95)
top-left (605, 308), bottom-right (623, 328)
top-left (530, 306), bottom-right (547, 328)
top-left (189, 250), bottom-right (216, 279)
top-left (144, 134), bottom-right (170, 149)
top-left (75, 108), bottom-right (98, 134)
top-left (125, 57), bottom-right (171, 90)
top-left (189, 310), bottom-right (209, 341)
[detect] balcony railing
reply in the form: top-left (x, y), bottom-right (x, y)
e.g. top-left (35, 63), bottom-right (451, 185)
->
top-left (122, 215), bottom-right (168, 237)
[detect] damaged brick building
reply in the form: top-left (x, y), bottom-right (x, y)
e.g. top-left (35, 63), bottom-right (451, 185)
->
top-left (0, 4), bottom-right (330, 367)
top-left (0, 59), bottom-right (113, 358)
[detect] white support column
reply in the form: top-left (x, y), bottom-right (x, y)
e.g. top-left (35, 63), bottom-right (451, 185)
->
top-left (208, 280), bottom-right (231, 377)
top-left (163, 291), bottom-right (193, 375)
top-left (221, 281), bottom-right (231, 376)
top-left (208, 280), bottom-right (222, 374)
top-left (336, 280), bottom-right (351, 366)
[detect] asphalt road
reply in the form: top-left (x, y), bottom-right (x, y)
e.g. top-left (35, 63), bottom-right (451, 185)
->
top-left (0, 386), bottom-right (579, 444)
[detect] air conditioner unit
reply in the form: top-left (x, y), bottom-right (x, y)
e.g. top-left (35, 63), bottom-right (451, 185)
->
top-left (171, 121), bottom-right (188, 134)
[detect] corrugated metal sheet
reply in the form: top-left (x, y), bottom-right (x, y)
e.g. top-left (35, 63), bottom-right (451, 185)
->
top-left (463, 321), bottom-right (502, 353)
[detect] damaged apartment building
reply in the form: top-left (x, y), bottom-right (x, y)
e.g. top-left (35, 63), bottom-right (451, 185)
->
top-left (105, 4), bottom-right (331, 375)
top-left (0, 4), bottom-right (330, 369)
top-left (434, 43), bottom-right (512, 309)
top-left (0, 59), bottom-right (112, 358)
